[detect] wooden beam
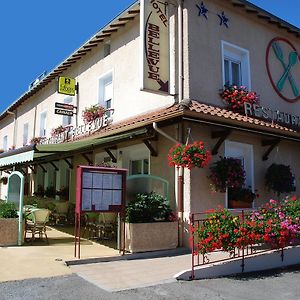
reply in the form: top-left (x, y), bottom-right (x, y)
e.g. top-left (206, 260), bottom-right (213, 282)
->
top-left (38, 164), bottom-right (47, 173)
top-left (82, 153), bottom-right (93, 165)
top-left (64, 158), bottom-right (73, 169)
top-left (105, 147), bottom-right (117, 163)
top-left (211, 130), bottom-right (231, 155)
top-left (50, 161), bottom-right (59, 171)
top-left (261, 138), bottom-right (281, 161)
top-left (143, 139), bottom-right (157, 157)
top-left (28, 165), bottom-right (36, 174)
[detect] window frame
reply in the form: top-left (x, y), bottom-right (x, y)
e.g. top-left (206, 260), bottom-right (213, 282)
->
top-left (224, 140), bottom-right (254, 209)
top-left (221, 40), bottom-right (251, 89)
top-left (23, 122), bottom-right (29, 146)
top-left (62, 96), bottom-right (73, 127)
top-left (98, 70), bottom-right (114, 118)
top-left (39, 111), bottom-right (47, 137)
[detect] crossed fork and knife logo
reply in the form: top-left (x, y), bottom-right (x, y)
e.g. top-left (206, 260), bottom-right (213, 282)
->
top-left (272, 41), bottom-right (300, 97)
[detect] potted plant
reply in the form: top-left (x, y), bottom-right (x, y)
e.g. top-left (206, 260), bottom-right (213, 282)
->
top-left (82, 104), bottom-right (106, 124)
top-left (265, 163), bottom-right (295, 197)
top-left (220, 85), bottom-right (259, 113)
top-left (0, 176), bottom-right (8, 185)
top-left (228, 187), bottom-right (256, 208)
top-left (51, 125), bottom-right (66, 137)
top-left (168, 141), bottom-right (211, 169)
top-left (125, 192), bottom-right (178, 253)
top-left (30, 136), bottom-right (45, 144)
top-left (0, 201), bottom-right (20, 246)
top-left (208, 157), bottom-right (245, 193)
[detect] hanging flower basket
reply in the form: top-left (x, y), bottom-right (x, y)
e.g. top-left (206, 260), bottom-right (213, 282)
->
top-left (265, 163), bottom-right (295, 196)
top-left (208, 157), bottom-right (245, 193)
top-left (220, 85), bottom-right (259, 112)
top-left (82, 104), bottom-right (106, 124)
top-left (51, 125), bottom-right (67, 137)
top-left (168, 141), bottom-right (211, 169)
top-left (30, 137), bottom-right (45, 144)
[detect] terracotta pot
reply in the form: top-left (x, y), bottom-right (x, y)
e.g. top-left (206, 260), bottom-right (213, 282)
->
top-left (228, 200), bottom-right (252, 209)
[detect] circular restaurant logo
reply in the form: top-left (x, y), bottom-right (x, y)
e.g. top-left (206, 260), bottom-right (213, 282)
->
top-left (266, 37), bottom-right (300, 103)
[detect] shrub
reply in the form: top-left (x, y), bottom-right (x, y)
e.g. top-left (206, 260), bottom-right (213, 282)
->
top-left (125, 192), bottom-right (174, 223)
top-left (0, 202), bottom-right (18, 218)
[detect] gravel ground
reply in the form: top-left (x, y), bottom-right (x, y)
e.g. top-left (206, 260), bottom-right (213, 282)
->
top-left (0, 266), bottom-right (300, 300)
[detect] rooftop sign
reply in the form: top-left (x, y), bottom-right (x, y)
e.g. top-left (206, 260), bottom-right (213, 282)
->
top-left (58, 76), bottom-right (76, 96)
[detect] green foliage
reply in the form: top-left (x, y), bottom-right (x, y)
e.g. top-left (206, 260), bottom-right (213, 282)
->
top-left (45, 186), bottom-right (56, 198)
top-left (0, 202), bottom-right (18, 218)
top-left (265, 163), bottom-right (295, 196)
top-left (125, 192), bottom-right (173, 223)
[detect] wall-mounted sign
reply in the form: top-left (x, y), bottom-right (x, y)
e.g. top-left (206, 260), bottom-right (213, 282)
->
top-left (244, 102), bottom-right (300, 130)
top-left (40, 115), bottom-right (109, 144)
top-left (54, 109), bottom-right (74, 116)
top-left (141, 0), bottom-right (169, 93)
top-left (266, 38), bottom-right (300, 103)
top-left (55, 102), bottom-right (75, 110)
top-left (58, 76), bottom-right (76, 96)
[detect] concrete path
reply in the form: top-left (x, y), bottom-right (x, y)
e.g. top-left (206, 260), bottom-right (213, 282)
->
top-left (69, 251), bottom-right (191, 292)
top-left (0, 226), bottom-right (119, 282)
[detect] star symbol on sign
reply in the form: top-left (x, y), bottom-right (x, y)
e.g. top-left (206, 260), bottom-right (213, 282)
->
top-left (218, 11), bottom-right (229, 28)
top-left (196, 1), bottom-right (208, 19)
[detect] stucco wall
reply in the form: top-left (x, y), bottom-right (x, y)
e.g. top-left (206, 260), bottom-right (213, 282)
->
top-left (186, 0), bottom-right (300, 115)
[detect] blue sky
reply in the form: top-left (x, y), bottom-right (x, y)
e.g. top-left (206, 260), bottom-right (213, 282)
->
top-left (0, 0), bottom-right (299, 114)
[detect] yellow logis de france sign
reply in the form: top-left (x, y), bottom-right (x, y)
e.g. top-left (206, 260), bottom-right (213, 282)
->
top-left (58, 76), bottom-right (76, 96)
top-left (141, 0), bottom-right (169, 93)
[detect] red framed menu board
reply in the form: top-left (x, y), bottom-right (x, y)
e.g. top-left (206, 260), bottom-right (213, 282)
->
top-left (74, 166), bottom-right (127, 258)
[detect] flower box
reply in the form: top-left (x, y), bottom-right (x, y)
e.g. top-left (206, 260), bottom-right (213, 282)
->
top-left (228, 200), bottom-right (252, 209)
top-left (0, 218), bottom-right (23, 246)
top-left (125, 222), bottom-right (178, 253)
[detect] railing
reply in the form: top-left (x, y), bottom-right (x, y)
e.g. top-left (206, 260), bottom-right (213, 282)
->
top-left (189, 209), bottom-right (288, 280)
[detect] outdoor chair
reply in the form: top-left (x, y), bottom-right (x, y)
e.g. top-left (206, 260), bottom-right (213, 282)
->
top-left (52, 201), bottom-right (69, 224)
top-left (25, 208), bottom-right (50, 244)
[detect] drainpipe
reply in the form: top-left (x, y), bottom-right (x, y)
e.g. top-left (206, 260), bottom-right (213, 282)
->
top-left (178, 0), bottom-right (183, 103)
top-left (153, 122), bottom-right (184, 247)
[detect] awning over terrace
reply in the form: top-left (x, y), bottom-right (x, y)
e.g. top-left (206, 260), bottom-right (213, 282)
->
top-left (0, 128), bottom-right (149, 170)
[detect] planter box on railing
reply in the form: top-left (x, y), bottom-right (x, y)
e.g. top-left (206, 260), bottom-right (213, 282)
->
top-left (125, 221), bottom-right (178, 253)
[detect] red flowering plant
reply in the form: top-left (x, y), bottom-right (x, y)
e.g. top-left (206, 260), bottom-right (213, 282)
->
top-left (190, 196), bottom-right (300, 256)
top-left (168, 141), bottom-right (211, 170)
top-left (51, 125), bottom-right (67, 137)
top-left (191, 207), bottom-right (240, 255)
top-left (82, 104), bottom-right (106, 124)
top-left (208, 157), bottom-right (245, 193)
top-left (220, 85), bottom-right (259, 113)
top-left (250, 197), bottom-right (300, 248)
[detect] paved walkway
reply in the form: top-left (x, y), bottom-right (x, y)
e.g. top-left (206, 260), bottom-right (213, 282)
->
top-left (69, 251), bottom-right (191, 292)
top-left (0, 226), bottom-right (119, 282)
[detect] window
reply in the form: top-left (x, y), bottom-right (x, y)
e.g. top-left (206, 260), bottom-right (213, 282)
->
top-left (3, 135), bottom-right (8, 151)
top-left (99, 73), bottom-right (113, 118)
top-left (62, 97), bottom-right (73, 126)
top-left (39, 111), bottom-right (47, 137)
top-left (130, 159), bottom-right (149, 175)
top-left (23, 123), bottom-right (29, 146)
top-left (221, 41), bottom-right (251, 88)
top-left (225, 141), bottom-right (254, 209)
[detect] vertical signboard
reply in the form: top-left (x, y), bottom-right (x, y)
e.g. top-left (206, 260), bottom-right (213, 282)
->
top-left (74, 166), bottom-right (127, 258)
top-left (141, 0), bottom-right (169, 93)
